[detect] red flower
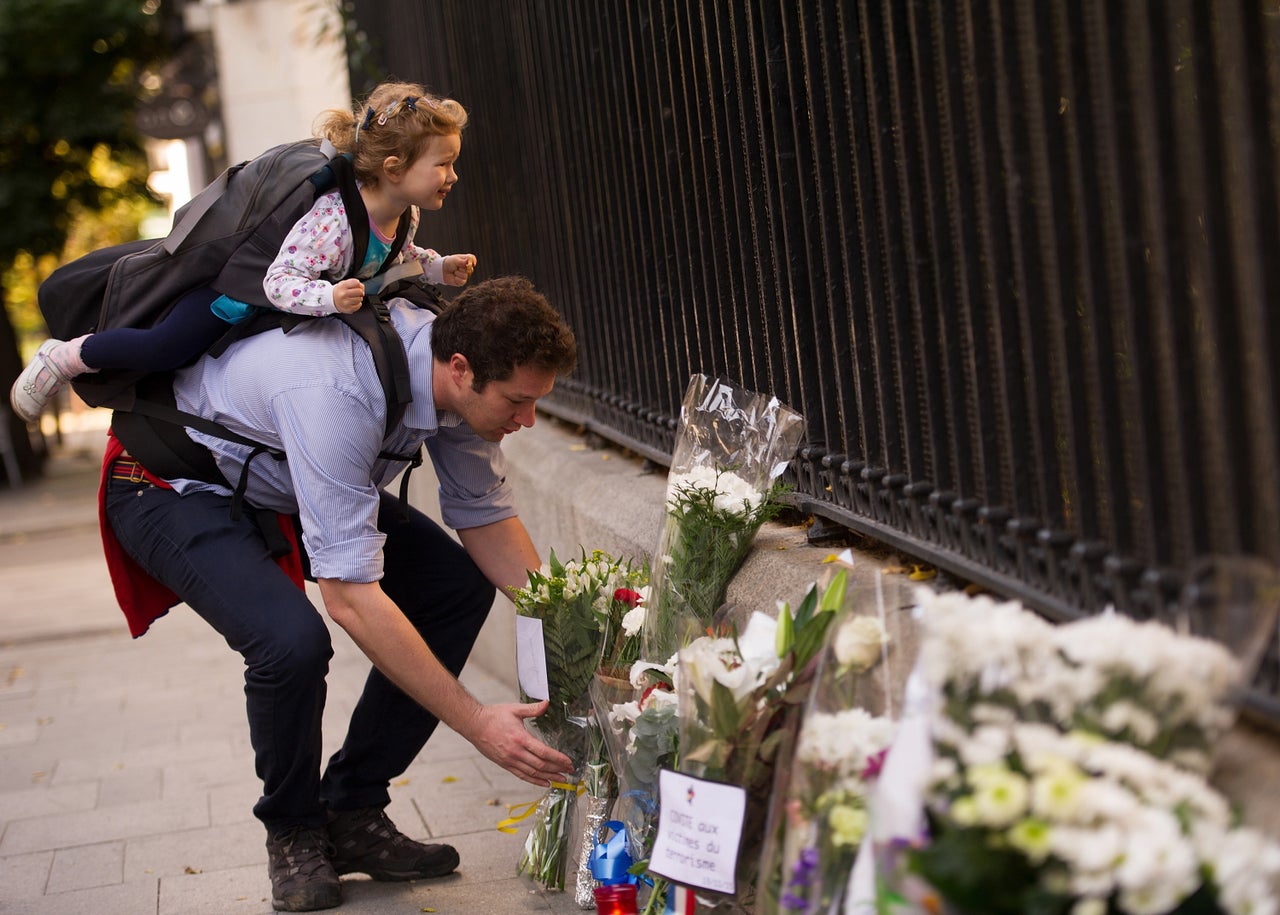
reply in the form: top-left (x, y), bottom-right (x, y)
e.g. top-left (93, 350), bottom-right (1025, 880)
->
top-left (861, 747), bottom-right (888, 781)
top-left (613, 588), bottom-right (643, 608)
top-left (639, 682), bottom-right (671, 710)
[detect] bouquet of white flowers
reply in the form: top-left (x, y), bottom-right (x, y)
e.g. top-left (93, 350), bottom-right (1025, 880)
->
top-left (856, 583), bottom-right (1280, 915)
top-left (670, 572), bottom-right (846, 913)
top-left (757, 569), bottom-right (903, 915)
top-left (513, 549), bottom-right (646, 891)
top-left (917, 590), bottom-right (1243, 774)
top-left (641, 374), bottom-right (805, 663)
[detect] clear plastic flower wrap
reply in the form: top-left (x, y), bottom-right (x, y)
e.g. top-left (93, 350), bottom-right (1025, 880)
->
top-left (589, 654), bottom-right (679, 914)
top-left (668, 572), bottom-right (847, 913)
top-left (755, 566), bottom-right (910, 915)
top-left (850, 572), bottom-right (1280, 915)
top-left (513, 550), bottom-right (645, 891)
top-left (641, 374), bottom-right (806, 664)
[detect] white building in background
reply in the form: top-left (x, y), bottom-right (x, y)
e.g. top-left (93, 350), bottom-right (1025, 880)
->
top-left (193, 0), bottom-right (350, 164)
top-left (145, 0), bottom-right (350, 230)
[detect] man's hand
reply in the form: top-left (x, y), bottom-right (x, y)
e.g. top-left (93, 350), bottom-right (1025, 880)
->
top-left (441, 253), bottom-right (477, 287)
top-left (333, 277), bottom-right (365, 313)
top-left (462, 701), bottom-right (573, 786)
top-left (318, 578), bottom-right (571, 788)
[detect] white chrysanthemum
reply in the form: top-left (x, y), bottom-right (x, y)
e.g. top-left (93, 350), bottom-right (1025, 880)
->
top-left (1007, 816), bottom-right (1053, 864)
top-left (966, 762), bottom-right (1029, 828)
top-left (827, 803), bottom-right (868, 847)
top-left (1099, 700), bottom-right (1160, 746)
top-left (1212, 826), bottom-right (1280, 915)
top-left (795, 708), bottom-right (896, 777)
top-left (1031, 764), bottom-right (1087, 822)
top-left (1011, 722), bottom-right (1075, 772)
top-left (970, 703), bottom-right (1018, 728)
top-left (712, 469), bottom-right (762, 513)
top-left (1114, 807), bottom-right (1199, 909)
top-left (916, 588), bottom-right (1055, 698)
top-left (1073, 777), bottom-right (1141, 824)
top-left (958, 725), bottom-right (1011, 768)
top-left (1051, 824), bottom-right (1124, 887)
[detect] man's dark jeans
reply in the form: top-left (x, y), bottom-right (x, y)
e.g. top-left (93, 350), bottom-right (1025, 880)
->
top-left (105, 473), bottom-right (496, 831)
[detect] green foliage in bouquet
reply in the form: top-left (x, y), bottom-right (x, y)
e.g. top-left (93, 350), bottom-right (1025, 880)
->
top-left (672, 573), bottom-right (848, 909)
top-left (515, 548), bottom-right (646, 750)
top-left (645, 468), bottom-right (788, 661)
top-left (513, 548), bottom-right (646, 891)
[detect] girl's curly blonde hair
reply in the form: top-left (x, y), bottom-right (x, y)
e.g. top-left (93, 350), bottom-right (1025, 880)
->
top-left (314, 80), bottom-right (468, 187)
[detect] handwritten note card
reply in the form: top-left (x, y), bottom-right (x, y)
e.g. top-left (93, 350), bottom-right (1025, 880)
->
top-left (647, 769), bottom-right (746, 894)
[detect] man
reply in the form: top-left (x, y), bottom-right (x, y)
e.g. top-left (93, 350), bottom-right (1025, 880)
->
top-left (101, 276), bottom-right (578, 911)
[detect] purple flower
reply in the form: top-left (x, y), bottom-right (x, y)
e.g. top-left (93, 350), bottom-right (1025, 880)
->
top-left (784, 845), bottom-right (820, 897)
top-left (780, 891), bottom-right (808, 910)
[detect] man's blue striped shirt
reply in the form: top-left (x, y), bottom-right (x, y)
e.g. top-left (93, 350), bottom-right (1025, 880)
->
top-left (167, 301), bottom-right (515, 582)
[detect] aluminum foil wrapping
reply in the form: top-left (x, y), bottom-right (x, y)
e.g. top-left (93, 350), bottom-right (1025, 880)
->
top-left (571, 762), bottom-right (617, 908)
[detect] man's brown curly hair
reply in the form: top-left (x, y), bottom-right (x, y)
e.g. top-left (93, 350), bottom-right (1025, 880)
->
top-left (431, 276), bottom-right (577, 388)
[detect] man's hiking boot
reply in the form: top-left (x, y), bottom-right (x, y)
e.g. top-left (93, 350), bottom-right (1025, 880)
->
top-left (326, 805), bottom-right (460, 881)
top-left (266, 826), bottom-right (341, 912)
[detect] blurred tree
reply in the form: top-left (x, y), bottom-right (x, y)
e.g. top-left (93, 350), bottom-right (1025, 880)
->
top-left (0, 0), bottom-right (177, 480)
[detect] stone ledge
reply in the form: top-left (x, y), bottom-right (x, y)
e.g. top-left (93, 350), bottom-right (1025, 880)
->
top-left (408, 414), bottom-right (1280, 837)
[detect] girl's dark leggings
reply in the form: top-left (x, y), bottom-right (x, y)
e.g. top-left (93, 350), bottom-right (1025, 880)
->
top-left (81, 286), bottom-right (230, 372)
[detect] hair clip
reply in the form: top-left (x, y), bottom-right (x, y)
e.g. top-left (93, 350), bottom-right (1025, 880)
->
top-left (355, 106), bottom-right (375, 143)
top-left (404, 96), bottom-right (418, 112)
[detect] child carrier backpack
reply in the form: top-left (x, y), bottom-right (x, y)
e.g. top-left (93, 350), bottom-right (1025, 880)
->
top-left (36, 138), bottom-right (441, 522)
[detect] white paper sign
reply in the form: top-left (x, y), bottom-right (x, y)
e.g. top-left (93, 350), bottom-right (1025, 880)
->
top-left (514, 615), bottom-right (549, 701)
top-left (647, 769), bottom-right (746, 894)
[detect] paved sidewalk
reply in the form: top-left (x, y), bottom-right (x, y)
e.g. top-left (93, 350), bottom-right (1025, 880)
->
top-left (0, 416), bottom-right (586, 914)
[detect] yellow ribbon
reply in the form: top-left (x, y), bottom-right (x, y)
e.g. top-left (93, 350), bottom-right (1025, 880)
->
top-left (495, 780), bottom-right (586, 834)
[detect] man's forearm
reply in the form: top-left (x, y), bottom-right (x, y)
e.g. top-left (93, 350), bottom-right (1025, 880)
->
top-left (317, 578), bottom-right (482, 735)
top-left (316, 575), bottom-right (574, 786)
top-left (457, 516), bottom-right (541, 600)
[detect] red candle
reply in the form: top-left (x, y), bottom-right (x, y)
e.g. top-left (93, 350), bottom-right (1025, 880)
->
top-left (594, 883), bottom-right (638, 915)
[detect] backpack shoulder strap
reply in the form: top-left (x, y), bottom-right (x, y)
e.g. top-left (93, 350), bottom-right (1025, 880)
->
top-left (110, 374), bottom-right (287, 523)
top-left (328, 155), bottom-right (412, 279)
top-left (335, 302), bottom-right (413, 435)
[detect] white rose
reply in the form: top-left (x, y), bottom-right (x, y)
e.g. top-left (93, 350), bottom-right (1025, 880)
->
top-left (834, 615), bottom-right (889, 673)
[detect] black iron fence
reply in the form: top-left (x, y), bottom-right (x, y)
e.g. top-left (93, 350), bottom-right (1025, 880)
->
top-left (349, 0), bottom-right (1280, 720)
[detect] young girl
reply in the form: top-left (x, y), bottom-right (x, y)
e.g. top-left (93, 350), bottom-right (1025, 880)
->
top-left (10, 80), bottom-right (477, 424)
